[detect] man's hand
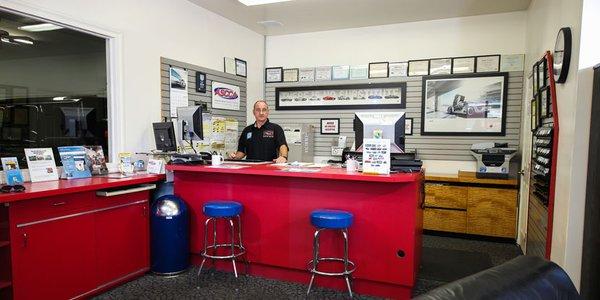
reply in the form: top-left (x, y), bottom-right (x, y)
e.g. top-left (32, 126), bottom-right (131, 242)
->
top-left (228, 152), bottom-right (238, 159)
top-left (274, 156), bottom-right (287, 164)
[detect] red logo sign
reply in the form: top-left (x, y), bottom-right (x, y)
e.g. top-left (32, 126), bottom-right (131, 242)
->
top-left (214, 87), bottom-right (238, 100)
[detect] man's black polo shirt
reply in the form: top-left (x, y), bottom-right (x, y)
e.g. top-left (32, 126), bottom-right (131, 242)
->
top-left (237, 119), bottom-right (287, 161)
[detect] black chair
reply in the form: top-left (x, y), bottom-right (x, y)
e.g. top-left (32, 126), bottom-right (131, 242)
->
top-left (414, 255), bottom-right (581, 300)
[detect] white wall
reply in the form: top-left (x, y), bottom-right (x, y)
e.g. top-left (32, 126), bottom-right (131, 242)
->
top-left (266, 11), bottom-right (527, 171)
top-left (522, 0), bottom-right (586, 289)
top-left (1, 0), bottom-right (265, 156)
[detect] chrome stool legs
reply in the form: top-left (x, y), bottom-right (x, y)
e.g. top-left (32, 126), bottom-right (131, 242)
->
top-left (306, 228), bottom-right (356, 298)
top-left (198, 215), bottom-right (247, 278)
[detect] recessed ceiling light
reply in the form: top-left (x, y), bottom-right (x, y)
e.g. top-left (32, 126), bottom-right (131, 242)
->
top-left (238, 0), bottom-right (292, 6)
top-left (18, 23), bottom-right (63, 32)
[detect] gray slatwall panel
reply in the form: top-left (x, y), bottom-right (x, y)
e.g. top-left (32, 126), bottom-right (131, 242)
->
top-left (266, 72), bottom-right (523, 160)
top-left (160, 57), bottom-right (246, 132)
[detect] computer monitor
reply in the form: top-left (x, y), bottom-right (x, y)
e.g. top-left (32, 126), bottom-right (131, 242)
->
top-left (176, 106), bottom-right (203, 144)
top-left (152, 122), bottom-right (177, 152)
top-left (353, 112), bottom-right (405, 153)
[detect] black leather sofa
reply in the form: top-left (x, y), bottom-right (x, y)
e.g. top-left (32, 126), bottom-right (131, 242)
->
top-left (414, 255), bottom-right (581, 300)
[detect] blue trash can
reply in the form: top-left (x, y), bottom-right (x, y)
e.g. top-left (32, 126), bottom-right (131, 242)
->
top-left (151, 194), bottom-right (190, 275)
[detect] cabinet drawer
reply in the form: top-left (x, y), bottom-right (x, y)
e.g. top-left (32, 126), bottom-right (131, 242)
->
top-left (425, 183), bottom-right (467, 209)
top-left (94, 184), bottom-right (155, 209)
top-left (467, 187), bottom-right (517, 238)
top-left (11, 192), bottom-right (94, 224)
top-left (423, 208), bottom-right (467, 233)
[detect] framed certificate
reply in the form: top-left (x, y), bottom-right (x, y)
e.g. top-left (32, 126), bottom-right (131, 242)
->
top-left (538, 58), bottom-right (547, 89)
top-left (476, 55), bottom-right (501, 72)
top-left (452, 57), bottom-right (475, 73)
top-left (532, 63), bottom-right (539, 96)
top-left (405, 118), bottom-right (413, 135)
top-left (349, 65), bottom-right (368, 79)
top-left (531, 98), bottom-right (538, 131)
top-left (235, 58), bottom-right (247, 77)
top-left (315, 66), bottom-right (332, 81)
top-left (429, 58), bottom-right (452, 75)
top-left (500, 54), bottom-right (524, 72)
top-left (389, 62), bottom-right (408, 77)
top-left (332, 65), bottom-right (350, 80)
top-left (539, 86), bottom-right (548, 118)
top-left (299, 68), bottom-right (315, 82)
top-left (224, 57), bottom-right (236, 75)
top-left (408, 60), bottom-right (429, 76)
top-left (368, 62), bottom-right (389, 78)
top-left (265, 67), bottom-right (283, 83)
top-left (283, 68), bottom-right (299, 82)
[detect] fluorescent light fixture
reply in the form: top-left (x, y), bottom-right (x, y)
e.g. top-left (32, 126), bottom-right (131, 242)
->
top-left (238, 0), bottom-right (291, 6)
top-left (257, 20), bottom-right (284, 27)
top-left (18, 23), bottom-right (63, 32)
top-left (11, 36), bottom-right (34, 45)
top-left (53, 96), bottom-right (67, 101)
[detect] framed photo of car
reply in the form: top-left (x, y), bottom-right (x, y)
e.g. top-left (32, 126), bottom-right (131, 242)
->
top-left (476, 55), bottom-right (500, 72)
top-left (421, 73), bottom-right (509, 136)
top-left (283, 68), bottom-right (299, 82)
top-left (368, 62), bottom-right (389, 78)
top-left (320, 118), bottom-right (340, 135)
top-left (224, 57), bottom-right (236, 75)
top-left (452, 57), bottom-right (475, 74)
top-left (408, 60), bottom-right (430, 76)
top-left (275, 82), bottom-right (407, 110)
top-left (265, 67), bottom-right (283, 83)
top-left (405, 118), bottom-right (414, 135)
top-left (235, 58), bottom-right (247, 77)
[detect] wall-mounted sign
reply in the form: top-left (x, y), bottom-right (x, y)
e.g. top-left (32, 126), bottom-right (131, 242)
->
top-left (212, 81), bottom-right (240, 111)
top-left (320, 118), bottom-right (340, 135)
top-left (275, 82), bottom-right (406, 111)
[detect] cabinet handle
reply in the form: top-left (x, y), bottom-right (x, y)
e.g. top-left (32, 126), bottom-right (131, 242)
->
top-left (96, 184), bottom-right (156, 197)
top-left (52, 202), bottom-right (67, 206)
top-left (23, 233), bottom-right (28, 248)
top-left (142, 206), bottom-right (148, 217)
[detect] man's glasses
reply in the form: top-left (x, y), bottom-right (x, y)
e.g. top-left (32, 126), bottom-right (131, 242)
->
top-left (1, 185), bottom-right (26, 193)
top-left (254, 108), bottom-right (268, 113)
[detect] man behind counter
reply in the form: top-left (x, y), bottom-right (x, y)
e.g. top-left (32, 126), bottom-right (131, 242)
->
top-left (228, 100), bottom-right (288, 163)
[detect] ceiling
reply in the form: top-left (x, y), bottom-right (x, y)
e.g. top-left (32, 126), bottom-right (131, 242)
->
top-left (0, 10), bottom-right (105, 61)
top-left (189, 0), bottom-right (531, 36)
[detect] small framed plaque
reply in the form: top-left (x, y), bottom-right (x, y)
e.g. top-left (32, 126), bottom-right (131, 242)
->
top-left (332, 65), bottom-right (350, 80)
top-left (368, 62), bottom-right (389, 78)
top-left (299, 68), bottom-right (315, 82)
top-left (224, 57), bottom-right (236, 74)
top-left (405, 118), bottom-right (413, 135)
top-left (315, 66), bottom-right (332, 81)
top-left (531, 98), bottom-right (538, 132)
top-left (500, 54), bottom-right (524, 72)
top-left (476, 55), bottom-right (501, 72)
top-left (283, 68), bottom-right (299, 82)
top-left (195, 71), bottom-right (206, 93)
top-left (538, 58), bottom-right (547, 89)
top-left (349, 65), bottom-right (368, 79)
top-left (235, 58), bottom-right (247, 77)
top-left (265, 67), bottom-right (283, 83)
top-left (320, 118), bottom-right (340, 135)
top-left (389, 62), bottom-right (408, 77)
top-left (452, 57), bottom-right (475, 74)
top-left (539, 86), bottom-right (549, 118)
top-left (532, 63), bottom-right (539, 96)
top-left (429, 58), bottom-right (452, 75)
top-left (408, 60), bottom-right (430, 76)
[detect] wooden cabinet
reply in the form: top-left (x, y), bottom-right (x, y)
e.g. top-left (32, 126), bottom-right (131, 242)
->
top-left (424, 171), bottom-right (518, 239)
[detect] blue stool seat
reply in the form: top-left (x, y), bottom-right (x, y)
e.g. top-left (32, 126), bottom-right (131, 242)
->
top-left (310, 209), bottom-right (353, 229)
top-left (203, 201), bottom-right (242, 218)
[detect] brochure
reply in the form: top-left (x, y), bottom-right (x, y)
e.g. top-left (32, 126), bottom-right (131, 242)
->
top-left (362, 138), bottom-right (391, 175)
top-left (58, 146), bottom-right (92, 179)
top-left (84, 145), bottom-right (108, 175)
top-left (147, 159), bottom-right (165, 174)
top-left (24, 148), bottom-right (59, 182)
top-left (1, 157), bottom-right (24, 185)
top-left (119, 152), bottom-right (134, 174)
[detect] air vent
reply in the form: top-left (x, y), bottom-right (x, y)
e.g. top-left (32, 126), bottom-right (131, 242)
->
top-left (257, 20), bottom-right (283, 27)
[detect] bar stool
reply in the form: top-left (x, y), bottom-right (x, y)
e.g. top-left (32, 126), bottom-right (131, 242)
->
top-left (307, 209), bottom-right (356, 298)
top-left (197, 201), bottom-right (247, 278)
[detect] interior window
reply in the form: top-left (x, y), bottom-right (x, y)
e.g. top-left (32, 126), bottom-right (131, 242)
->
top-left (0, 10), bottom-right (108, 165)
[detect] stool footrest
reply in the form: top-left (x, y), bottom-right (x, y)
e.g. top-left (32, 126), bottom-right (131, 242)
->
top-left (201, 244), bottom-right (246, 260)
top-left (308, 257), bottom-right (356, 277)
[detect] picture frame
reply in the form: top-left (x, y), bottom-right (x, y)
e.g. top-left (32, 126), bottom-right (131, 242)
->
top-left (452, 57), bottom-right (476, 74)
top-left (349, 65), bottom-right (369, 79)
top-left (283, 68), bottom-right (299, 82)
top-left (429, 58), bottom-right (452, 75)
top-left (235, 58), bottom-right (247, 77)
top-left (320, 118), bottom-right (340, 135)
top-left (408, 60), bottom-right (430, 76)
top-left (389, 62), bottom-right (408, 77)
top-left (332, 65), bottom-right (350, 80)
top-left (531, 98), bottom-right (538, 132)
top-left (195, 71), bottom-right (207, 93)
top-left (368, 62), bottom-right (389, 78)
top-left (405, 118), bottom-right (414, 135)
top-left (315, 66), bottom-right (333, 81)
top-left (539, 86), bottom-right (549, 119)
top-left (538, 58), bottom-right (547, 89)
top-left (298, 68), bottom-right (315, 82)
top-left (275, 82), bottom-right (407, 111)
top-left (224, 57), bottom-right (236, 75)
top-left (265, 67), bottom-right (283, 83)
top-left (545, 87), bottom-right (553, 117)
top-left (421, 73), bottom-right (509, 136)
top-left (476, 55), bottom-right (501, 72)
top-left (532, 62), bottom-right (539, 97)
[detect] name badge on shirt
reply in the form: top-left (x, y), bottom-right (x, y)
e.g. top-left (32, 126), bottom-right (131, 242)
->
top-left (246, 132), bottom-right (252, 139)
top-left (263, 130), bottom-right (274, 138)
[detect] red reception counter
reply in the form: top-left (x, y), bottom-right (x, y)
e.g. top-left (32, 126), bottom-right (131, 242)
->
top-left (169, 164), bottom-right (424, 299)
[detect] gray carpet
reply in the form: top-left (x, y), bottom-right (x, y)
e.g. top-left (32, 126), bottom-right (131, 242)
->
top-left (94, 234), bottom-right (522, 299)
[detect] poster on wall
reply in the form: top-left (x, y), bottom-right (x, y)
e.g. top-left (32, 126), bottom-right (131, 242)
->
top-left (421, 73), bottom-right (508, 136)
top-left (212, 81), bottom-right (240, 111)
top-left (275, 82), bottom-right (406, 110)
top-left (169, 67), bottom-right (188, 117)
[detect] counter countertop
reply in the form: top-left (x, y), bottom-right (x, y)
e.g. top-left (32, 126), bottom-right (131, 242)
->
top-left (425, 170), bottom-right (518, 186)
top-left (0, 173), bottom-right (165, 203)
top-left (167, 163), bottom-right (421, 183)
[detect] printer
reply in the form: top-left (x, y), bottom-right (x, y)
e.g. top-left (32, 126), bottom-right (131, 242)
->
top-left (470, 142), bottom-right (517, 179)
